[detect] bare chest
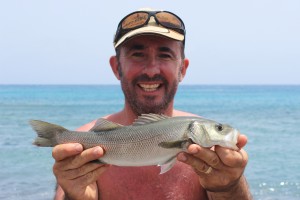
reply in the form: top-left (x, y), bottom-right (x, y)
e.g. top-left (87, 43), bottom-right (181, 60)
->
top-left (97, 162), bottom-right (208, 200)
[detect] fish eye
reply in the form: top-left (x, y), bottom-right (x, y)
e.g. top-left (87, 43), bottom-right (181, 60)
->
top-left (215, 124), bottom-right (223, 132)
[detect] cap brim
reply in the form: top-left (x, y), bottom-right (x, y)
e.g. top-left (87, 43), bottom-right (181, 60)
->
top-left (114, 25), bottom-right (184, 48)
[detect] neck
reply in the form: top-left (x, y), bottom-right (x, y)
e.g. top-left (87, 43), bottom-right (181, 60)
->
top-left (120, 100), bottom-right (175, 125)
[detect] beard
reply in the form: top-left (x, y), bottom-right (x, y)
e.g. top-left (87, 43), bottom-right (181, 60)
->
top-left (119, 67), bottom-right (180, 116)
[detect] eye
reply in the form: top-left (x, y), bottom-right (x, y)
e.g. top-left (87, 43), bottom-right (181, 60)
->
top-left (160, 54), bottom-right (170, 58)
top-left (215, 124), bottom-right (223, 132)
top-left (158, 54), bottom-right (172, 60)
top-left (132, 52), bottom-right (144, 57)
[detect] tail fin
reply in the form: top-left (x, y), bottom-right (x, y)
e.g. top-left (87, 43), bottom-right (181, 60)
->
top-left (29, 120), bottom-right (67, 147)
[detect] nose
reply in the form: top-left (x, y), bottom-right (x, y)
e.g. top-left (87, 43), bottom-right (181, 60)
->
top-left (142, 54), bottom-right (160, 78)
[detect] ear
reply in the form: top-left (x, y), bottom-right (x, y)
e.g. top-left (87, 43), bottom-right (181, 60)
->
top-left (109, 56), bottom-right (121, 80)
top-left (179, 58), bottom-right (189, 82)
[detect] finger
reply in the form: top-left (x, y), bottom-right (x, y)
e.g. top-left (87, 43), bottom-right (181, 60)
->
top-left (177, 152), bottom-right (212, 175)
top-left (187, 144), bottom-right (222, 169)
top-left (64, 163), bottom-right (106, 180)
top-left (237, 134), bottom-right (248, 149)
top-left (52, 143), bottom-right (83, 161)
top-left (66, 146), bottom-right (105, 170)
top-left (215, 146), bottom-right (248, 168)
top-left (75, 165), bottom-right (108, 188)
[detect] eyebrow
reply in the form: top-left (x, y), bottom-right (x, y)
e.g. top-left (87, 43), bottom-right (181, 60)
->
top-left (128, 45), bottom-right (174, 51)
top-left (158, 47), bottom-right (174, 54)
top-left (128, 44), bottom-right (145, 51)
top-left (126, 44), bottom-right (176, 56)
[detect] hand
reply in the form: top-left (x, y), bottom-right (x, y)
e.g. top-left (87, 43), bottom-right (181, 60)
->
top-left (52, 143), bottom-right (108, 200)
top-left (177, 134), bottom-right (248, 192)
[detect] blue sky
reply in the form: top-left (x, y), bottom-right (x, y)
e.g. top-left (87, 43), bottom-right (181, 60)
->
top-left (0, 0), bottom-right (299, 85)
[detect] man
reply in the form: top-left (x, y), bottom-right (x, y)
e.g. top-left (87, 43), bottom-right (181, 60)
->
top-left (53, 8), bottom-right (252, 200)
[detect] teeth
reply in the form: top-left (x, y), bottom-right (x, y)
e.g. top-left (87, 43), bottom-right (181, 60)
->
top-left (139, 84), bottom-right (160, 92)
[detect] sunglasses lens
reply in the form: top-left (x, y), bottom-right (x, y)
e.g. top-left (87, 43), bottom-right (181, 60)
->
top-left (156, 12), bottom-right (183, 29)
top-left (115, 11), bottom-right (185, 47)
top-left (122, 12), bottom-right (149, 29)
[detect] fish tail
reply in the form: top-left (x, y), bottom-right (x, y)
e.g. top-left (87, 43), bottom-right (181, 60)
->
top-left (29, 120), bottom-right (67, 147)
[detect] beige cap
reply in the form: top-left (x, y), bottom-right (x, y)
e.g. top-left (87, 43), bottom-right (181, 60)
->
top-left (114, 8), bottom-right (185, 48)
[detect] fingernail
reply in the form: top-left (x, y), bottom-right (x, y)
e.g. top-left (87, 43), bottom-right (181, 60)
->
top-left (177, 153), bottom-right (187, 162)
top-left (93, 146), bottom-right (102, 156)
top-left (189, 146), bottom-right (199, 154)
top-left (74, 144), bottom-right (83, 152)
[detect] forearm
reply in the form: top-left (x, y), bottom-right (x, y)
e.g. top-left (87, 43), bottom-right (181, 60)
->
top-left (206, 176), bottom-right (252, 200)
top-left (54, 183), bottom-right (99, 200)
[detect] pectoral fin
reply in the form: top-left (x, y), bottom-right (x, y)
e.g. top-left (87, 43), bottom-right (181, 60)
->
top-left (158, 140), bottom-right (187, 149)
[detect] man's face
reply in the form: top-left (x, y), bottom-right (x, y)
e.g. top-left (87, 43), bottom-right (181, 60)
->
top-left (116, 35), bottom-right (187, 115)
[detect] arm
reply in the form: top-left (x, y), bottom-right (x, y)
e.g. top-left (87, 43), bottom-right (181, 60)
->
top-left (52, 144), bottom-right (108, 200)
top-left (177, 134), bottom-right (252, 200)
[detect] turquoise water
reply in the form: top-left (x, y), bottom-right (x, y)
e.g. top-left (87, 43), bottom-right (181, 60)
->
top-left (0, 85), bottom-right (299, 199)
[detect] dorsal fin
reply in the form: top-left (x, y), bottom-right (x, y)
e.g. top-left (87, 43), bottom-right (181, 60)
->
top-left (90, 118), bottom-right (123, 132)
top-left (132, 113), bottom-right (170, 126)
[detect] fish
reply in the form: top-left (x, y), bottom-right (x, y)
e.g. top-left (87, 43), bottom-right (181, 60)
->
top-left (30, 114), bottom-right (239, 174)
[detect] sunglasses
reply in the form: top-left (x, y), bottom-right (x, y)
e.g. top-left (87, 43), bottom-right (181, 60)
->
top-left (114, 11), bottom-right (186, 46)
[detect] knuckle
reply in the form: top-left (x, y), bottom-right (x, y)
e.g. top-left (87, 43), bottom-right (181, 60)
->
top-left (240, 150), bottom-right (248, 167)
top-left (189, 157), bottom-right (198, 168)
top-left (53, 164), bottom-right (59, 175)
top-left (52, 148), bottom-right (59, 160)
top-left (53, 164), bottom-right (65, 179)
top-left (228, 150), bottom-right (248, 168)
top-left (52, 145), bottom-right (69, 161)
top-left (190, 159), bottom-right (206, 173)
top-left (209, 156), bottom-right (219, 167)
top-left (54, 169), bottom-right (72, 182)
top-left (52, 161), bottom-right (65, 176)
top-left (70, 156), bottom-right (81, 168)
top-left (199, 163), bottom-right (207, 172)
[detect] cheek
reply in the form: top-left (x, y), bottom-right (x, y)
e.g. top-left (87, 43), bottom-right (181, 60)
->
top-left (119, 66), bottom-right (141, 82)
top-left (164, 67), bottom-right (182, 82)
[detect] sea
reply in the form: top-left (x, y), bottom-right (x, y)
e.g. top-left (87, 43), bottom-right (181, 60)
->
top-left (0, 85), bottom-right (299, 200)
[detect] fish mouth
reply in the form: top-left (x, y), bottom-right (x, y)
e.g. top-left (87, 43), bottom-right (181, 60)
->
top-left (224, 129), bottom-right (240, 150)
top-left (231, 129), bottom-right (239, 144)
top-left (138, 83), bottom-right (162, 92)
top-left (232, 129), bottom-right (240, 150)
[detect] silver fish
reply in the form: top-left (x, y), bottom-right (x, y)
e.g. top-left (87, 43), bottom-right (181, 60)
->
top-left (30, 114), bottom-right (239, 174)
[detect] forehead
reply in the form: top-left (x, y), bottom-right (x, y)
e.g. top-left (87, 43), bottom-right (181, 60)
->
top-left (120, 35), bottom-right (182, 51)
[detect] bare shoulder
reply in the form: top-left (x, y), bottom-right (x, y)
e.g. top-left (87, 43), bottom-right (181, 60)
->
top-left (173, 109), bottom-right (199, 117)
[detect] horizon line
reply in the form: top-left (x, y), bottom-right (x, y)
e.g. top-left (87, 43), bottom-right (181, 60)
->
top-left (1, 83), bottom-right (299, 86)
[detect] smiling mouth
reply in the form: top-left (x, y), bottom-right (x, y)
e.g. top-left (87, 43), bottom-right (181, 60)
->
top-left (138, 84), bottom-right (161, 92)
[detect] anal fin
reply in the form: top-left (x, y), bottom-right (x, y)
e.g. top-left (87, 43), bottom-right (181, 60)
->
top-left (158, 157), bottom-right (177, 174)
